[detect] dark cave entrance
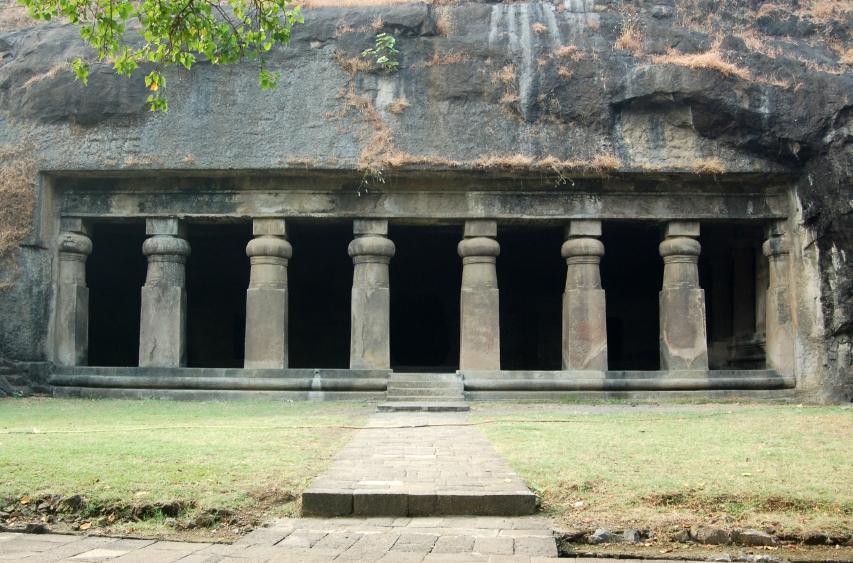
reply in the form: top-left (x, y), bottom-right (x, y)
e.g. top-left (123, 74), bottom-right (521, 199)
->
top-left (700, 222), bottom-right (768, 369)
top-left (601, 222), bottom-right (663, 370)
top-left (185, 222), bottom-right (251, 368)
top-left (287, 220), bottom-right (352, 369)
top-left (87, 221), bottom-right (147, 367)
top-left (498, 224), bottom-right (564, 370)
top-left (390, 225), bottom-right (461, 372)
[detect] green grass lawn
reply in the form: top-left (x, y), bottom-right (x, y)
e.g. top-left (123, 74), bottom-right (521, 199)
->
top-left (0, 398), bottom-right (371, 538)
top-left (473, 403), bottom-right (852, 537)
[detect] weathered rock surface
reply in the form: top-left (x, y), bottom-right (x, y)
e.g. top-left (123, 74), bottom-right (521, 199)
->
top-left (691, 525), bottom-right (732, 545)
top-left (0, 0), bottom-right (850, 401)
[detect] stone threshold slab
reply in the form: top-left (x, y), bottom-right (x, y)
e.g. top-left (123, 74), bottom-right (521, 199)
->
top-left (377, 402), bottom-right (471, 412)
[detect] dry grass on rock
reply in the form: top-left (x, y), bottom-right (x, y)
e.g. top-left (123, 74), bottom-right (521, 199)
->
top-left (0, 146), bottom-right (37, 290)
top-left (651, 49), bottom-right (751, 80)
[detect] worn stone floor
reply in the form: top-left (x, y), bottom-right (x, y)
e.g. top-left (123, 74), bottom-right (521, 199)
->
top-left (0, 515), bottom-right (562, 561)
top-left (302, 413), bottom-right (536, 516)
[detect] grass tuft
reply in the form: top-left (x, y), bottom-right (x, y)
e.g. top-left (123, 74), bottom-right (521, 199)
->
top-left (651, 49), bottom-right (751, 80)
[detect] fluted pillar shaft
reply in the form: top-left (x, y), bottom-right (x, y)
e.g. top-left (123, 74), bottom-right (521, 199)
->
top-left (55, 219), bottom-right (92, 367)
top-left (562, 221), bottom-right (607, 370)
top-left (139, 218), bottom-right (190, 367)
top-left (659, 221), bottom-right (709, 370)
top-left (763, 223), bottom-right (794, 376)
top-left (349, 220), bottom-right (394, 369)
top-left (458, 220), bottom-right (500, 370)
top-left (244, 219), bottom-right (292, 369)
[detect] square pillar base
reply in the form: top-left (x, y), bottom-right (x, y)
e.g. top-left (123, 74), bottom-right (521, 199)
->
top-left (245, 287), bottom-right (288, 369)
top-left (139, 285), bottom-right (187, 367)
top-left (460, 288), bottom-right (500, 370)
top-left (562, 288), bottom-right (608, 370)
top-left (350, 287), bottom-right (391, 370)
top-left (660, 288), bottom-right (709, 370)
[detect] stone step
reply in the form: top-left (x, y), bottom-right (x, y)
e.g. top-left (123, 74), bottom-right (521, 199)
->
top-left (386, 395), bottom-right (465, 403)
top-left (387, 387), bottom-right (463, 397)
top-left (387, 381), bottom-right (463, 389)
top-left (302, 488), bottom-right (535, 517)
top-left (377, 402), bottom-right (471, 413)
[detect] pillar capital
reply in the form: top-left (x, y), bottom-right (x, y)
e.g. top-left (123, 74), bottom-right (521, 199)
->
top-left (561, 237), bottom-right (604, 263)
top-left (146, 217), bottom-right (186, 237)
top-left (57, 231), bottom-right (93, 260)
top-left (253, 218), bottom-right (287, 237)
top-left (247, 235), bottom-right (292, 265)
top-left (463, 220), bottom-right (497, 238)
top-left (348, 235), bottom-right (395, 264)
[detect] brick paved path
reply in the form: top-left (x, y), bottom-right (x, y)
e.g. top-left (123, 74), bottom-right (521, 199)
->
top-left (0, 516), bottom-right (559, 561)
top-left (303, 413), bottom-right (536, 516)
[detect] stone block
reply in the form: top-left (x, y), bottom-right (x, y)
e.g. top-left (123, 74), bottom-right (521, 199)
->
top-left (354, 219), bottom-right (389, 236)
top-left (244, 287), bottom-right (288, 369)
top-left (472, 537), bottom-right (513, 555)
top-left (350, 287), bottom-right (391, 369)
top-left (59, 217), bottom-right (88, 234)
top-left (139, 285), bottom-right (186, 367)
top-left (145, 218), bottom-right (185, 237)
top-left (562, 289), bottom-right (607, 370)
top-left (566, 220), bottom-right (601, 238)
top-left (659, 288), bottom-right (709, 370)
top-left (464, 220), bottom-right (497, 238)
top-left (353, 492), bottom-right (409, 516)
top-left (55, 283), bottom-right (89, 367)
top-left (460, 289), bottom-right (500, 370)
top-left (408, 494), bottom-right (438, 516)
top-left (301, 491), bottom-right (353, 517)
top-left (432, 535), bottom-right (476, 553)
top-left (731, 529), bottom-right (778, 546)
top-left (252, 218), bottom-right (287, 237)
top-left (664, 221), bottom-right (700, 238)
top-left (514, 536), bottom-right (558, 557)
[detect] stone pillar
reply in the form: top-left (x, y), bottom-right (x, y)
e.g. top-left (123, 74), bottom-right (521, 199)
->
top-left (754, 243), bottom-right (768, 337)
top-left (659, 221), bottom-right (709, 370)
top-left (349, 220), bottom-right (394, 369)
top-left (561, 220), bottom-right (608, 371)
top-left (244, 219), bottom-right (292, 369)
top-left (55, 219), bottom-right (93, 367)
top-left (458, 220), bottom-right (500, 370)
top-left (139, 218), bottom-right (190, 367)
top-left (763, 223), bottom-right (795, 376)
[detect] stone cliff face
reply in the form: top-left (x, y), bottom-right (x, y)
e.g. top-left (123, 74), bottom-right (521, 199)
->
top-left (0, 0), bottom-right (849, 400)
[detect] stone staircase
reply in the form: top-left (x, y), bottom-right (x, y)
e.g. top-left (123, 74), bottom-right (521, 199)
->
top-left (378, 372), bottom-right (468, 412)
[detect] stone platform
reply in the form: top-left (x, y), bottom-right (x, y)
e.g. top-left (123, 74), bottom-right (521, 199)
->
top-left (302, 413), bottom-right (536, 517)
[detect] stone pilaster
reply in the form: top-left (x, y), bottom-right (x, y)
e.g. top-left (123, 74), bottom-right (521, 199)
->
top-left (55, 219), bottom-right (92, 367)
top-left (458, 220), bottom-right (500, 370)
top-left (763, 223), bottom-right (795, 376)
top-left (139, 218), bottom-right (190, 367)
top-left (349, 220), bottom-right (394, 369)
top-left (561, 221), bottom-right (607, 371)
top-left (244, 219), bottom-right (292, 369)
top-left (659, 221), bottom-right (709, 370)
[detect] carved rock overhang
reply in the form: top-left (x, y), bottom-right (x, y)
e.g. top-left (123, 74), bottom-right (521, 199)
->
top-left (52, 168), bottom-right (795, 224)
